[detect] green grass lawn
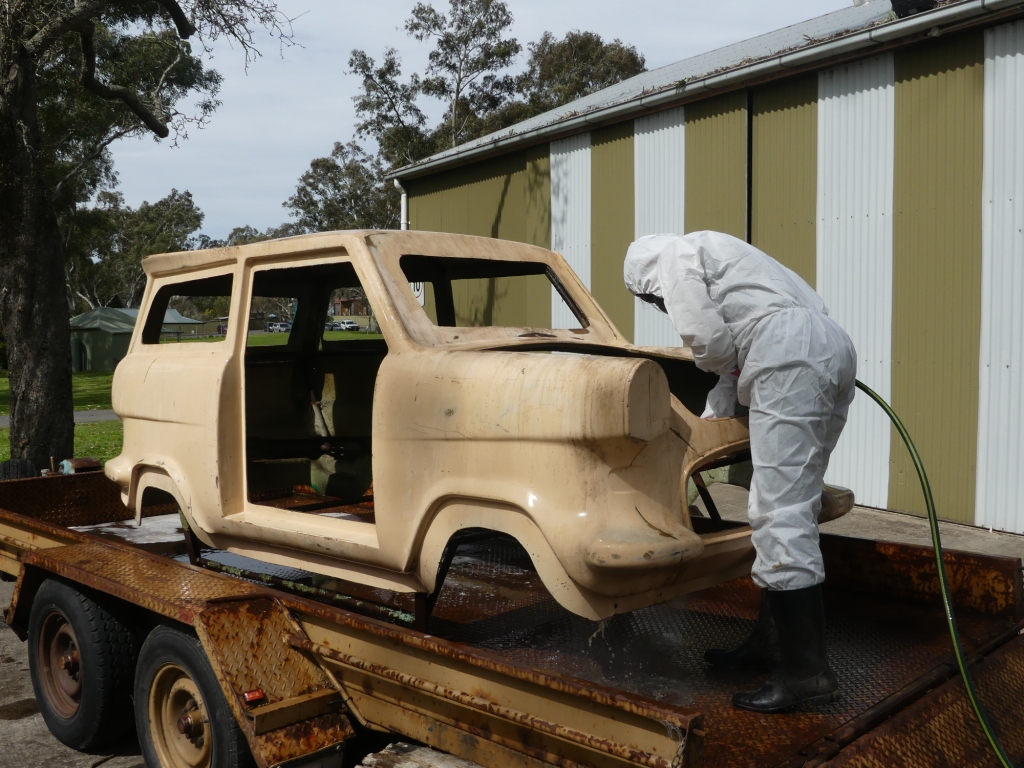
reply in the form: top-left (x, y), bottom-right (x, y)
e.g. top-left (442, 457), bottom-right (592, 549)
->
top-left (0, 420), bottom-right (123, 465)
top-left (0, 371), bottom-right (113, 415)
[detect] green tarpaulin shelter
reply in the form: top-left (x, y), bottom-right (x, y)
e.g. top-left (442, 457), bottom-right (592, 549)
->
top-left (69, 307), bottom-right (136, 372)
top-left (69, 306), bottom-right (203, 371)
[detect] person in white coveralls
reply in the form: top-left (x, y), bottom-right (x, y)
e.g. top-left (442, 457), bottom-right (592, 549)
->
top-left (623, 230), bottom-right (857, 713)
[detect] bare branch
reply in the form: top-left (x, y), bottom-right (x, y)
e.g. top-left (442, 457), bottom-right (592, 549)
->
top-left (78, 23), bottom-right (169, 138)
top-left (152, 0), bottom-right (197, 38)
top-left (51, 126), bottom-right (135, 201)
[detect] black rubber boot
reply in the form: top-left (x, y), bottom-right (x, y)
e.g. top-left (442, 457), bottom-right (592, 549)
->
top-left (704, 589), bottom-right (779, 672)
top-left (732, 585), bottom-right (840, 713)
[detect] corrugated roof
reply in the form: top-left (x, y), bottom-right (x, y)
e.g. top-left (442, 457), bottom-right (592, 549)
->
top-left (393, 1), bottom-right (892, 176)
top-left (391, 0), bottom-right (1023, 180)
top-left (70, 307), bottom-right (137, 334)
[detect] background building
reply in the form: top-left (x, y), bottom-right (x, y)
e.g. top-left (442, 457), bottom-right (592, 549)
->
top-left (69, 307), bottom-right (136, 373)
top-left (391, 0), bottom-right (1024, 532)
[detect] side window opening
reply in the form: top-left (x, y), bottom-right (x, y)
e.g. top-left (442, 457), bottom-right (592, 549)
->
top-left (141, 275), bottom-right (233, 344)
top-left (244, 262), bottom-right (385, 520)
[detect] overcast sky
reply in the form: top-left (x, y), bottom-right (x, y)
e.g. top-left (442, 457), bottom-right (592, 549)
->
top-left (108, 0), bottom-right (853, 238)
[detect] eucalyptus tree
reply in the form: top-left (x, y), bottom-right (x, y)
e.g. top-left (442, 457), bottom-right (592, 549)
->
top-left (0, 0), bottom-right (290, 467)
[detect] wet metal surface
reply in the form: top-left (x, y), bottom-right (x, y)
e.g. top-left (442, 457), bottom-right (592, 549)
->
top-left (820, 632), bottom-right (1024, 768)
top-left (423, 536), bottom-right (1022, 768)
top-left (4, 474), bottom-right (1024, 768)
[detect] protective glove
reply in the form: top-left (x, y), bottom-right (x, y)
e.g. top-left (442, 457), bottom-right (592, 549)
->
top-left (702, 371), bottom-right (740, 419)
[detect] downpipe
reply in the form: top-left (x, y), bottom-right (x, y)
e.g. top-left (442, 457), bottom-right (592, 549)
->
top-left (855, 379), bottom-right (1015, 768)
top-left (394, 179), bottom-right (409, 231)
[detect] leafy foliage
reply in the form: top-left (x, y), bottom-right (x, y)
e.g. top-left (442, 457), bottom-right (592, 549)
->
top-left (348, 1), bottom-right (647, 172)
top-left (66, 189), bottom-right (206, 311)
top-left (284, 142), bottom-right (399, 232)
top-left (520, 31), bottom-right (646, 114)
top-left (405, 0), bottom-right (521, 149)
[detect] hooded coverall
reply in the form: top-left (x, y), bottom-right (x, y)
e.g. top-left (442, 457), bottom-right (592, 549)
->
top-left (624, 231), bottom-right (857, 590)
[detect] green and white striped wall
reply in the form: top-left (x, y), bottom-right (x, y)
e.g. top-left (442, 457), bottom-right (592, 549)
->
top-left (405, 20), bottom-right (1024, 531)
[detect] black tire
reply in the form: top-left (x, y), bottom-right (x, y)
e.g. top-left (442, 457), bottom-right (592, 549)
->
top-left (135, 625), bottom-right (255, 768)
top-left (0, 458), bottom-right (36, 480)
top-left (27, 579), bottom-right (138, 749)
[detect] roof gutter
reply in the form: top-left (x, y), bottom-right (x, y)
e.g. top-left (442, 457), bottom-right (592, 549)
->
top-left (388, 0), bottom-right (1020, 182)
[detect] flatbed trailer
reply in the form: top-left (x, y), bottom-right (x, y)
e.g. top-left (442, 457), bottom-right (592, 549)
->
top-left (0, 472), bottom-right (1022, 768)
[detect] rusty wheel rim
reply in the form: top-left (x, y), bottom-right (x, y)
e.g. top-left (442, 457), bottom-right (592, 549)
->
top-left (148, 663), bottom-right (211, 768)
top-left (37, 609), bottom-right (82, 719)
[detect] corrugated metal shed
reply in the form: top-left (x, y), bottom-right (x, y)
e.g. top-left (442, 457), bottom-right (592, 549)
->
top-left (890, 31), bottom-right (984, 523)
top-left (633, 106), bottom-right (686, 348)
top-left (550, 133), bottom-right (592, 328)
top-left (977, 18), bottom-right (1024, 533)
top-left (817, 53), bottom-right (895, 510)
top-left (590, 123), bottom-right (636, 339)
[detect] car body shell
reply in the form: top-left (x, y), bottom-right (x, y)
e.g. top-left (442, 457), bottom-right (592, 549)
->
top-left (106, 231), bottom-right (851, 620)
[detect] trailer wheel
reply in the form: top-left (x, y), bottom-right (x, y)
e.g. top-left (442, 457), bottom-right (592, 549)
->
top-left (135, 625), bottom-right (255, 768)
top-left (27, 579), bottom-right (138, 749)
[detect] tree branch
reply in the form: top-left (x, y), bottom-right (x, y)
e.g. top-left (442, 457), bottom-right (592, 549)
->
top-left (78, 23), bottom-right (170, 138)
top-left (25, 0), bottom-right (107, 56)
top-left (51, 126), bottom-right (135, 201)
top-left (152, 0), bottom-right (197, 38)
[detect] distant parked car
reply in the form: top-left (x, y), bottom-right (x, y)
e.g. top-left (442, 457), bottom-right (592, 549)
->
top-left (267, 321), bottom-right (291, 333)
top-left (339, 319), bottom-right (361, 331)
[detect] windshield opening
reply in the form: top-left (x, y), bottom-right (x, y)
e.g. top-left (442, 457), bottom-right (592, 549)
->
top-left (399, 255), bottom-right (588, 331)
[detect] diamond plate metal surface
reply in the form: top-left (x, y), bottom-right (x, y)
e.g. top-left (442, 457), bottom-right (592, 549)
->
top-left (196, 597), bottom-right (353, 768)
top-left (23, 540), bottom-right (266, 623)
top-left (821, 633), bottom-right (1024, 768)
top-left (430, 537), bottom-right (1020, 768)
top-left (0, 472), bottom-right (131, 527)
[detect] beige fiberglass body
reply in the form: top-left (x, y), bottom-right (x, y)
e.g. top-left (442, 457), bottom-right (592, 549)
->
top-left (106, 231), bottom-right (853, 621)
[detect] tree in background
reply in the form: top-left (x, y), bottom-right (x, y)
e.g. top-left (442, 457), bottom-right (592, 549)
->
top-left (284, 142), bottom-right (399, 233)
top-left (347, 1), bottom-right (647, 174)
top-left (405, 0), bottom-right (521, 150)
top-left (519, 31), bottom-right (646, 114)
top-left (67, 189), bottom-right (206, 311)
top-left (0, 0), bottom-right (291, 468)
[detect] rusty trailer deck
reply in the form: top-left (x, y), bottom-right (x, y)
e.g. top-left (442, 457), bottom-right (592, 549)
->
top-left (1, 472), bottom-right (1023, 768)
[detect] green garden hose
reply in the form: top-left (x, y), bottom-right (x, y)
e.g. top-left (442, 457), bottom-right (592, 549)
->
top-left (855, 379), bottom-right (1015, 768)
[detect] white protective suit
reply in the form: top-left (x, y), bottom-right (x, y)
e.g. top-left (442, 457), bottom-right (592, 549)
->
top-left (624, 231), bottom-right (857, 590)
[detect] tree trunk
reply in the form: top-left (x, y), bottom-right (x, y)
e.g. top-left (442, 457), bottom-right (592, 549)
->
top-left (0, 51), bottom-right (75, 468)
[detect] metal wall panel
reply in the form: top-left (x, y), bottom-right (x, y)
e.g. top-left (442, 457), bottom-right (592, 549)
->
top-left (551, 133), bottom-right (592, 329)
top-left (816, 54), bottom-right (895, 510)
top-left (977, 20), bottom-right (1024, 533)
top-left (752, 74), bottom-right (818, 284)
top-left (591, 122), bottom-right (635, 341)
top-left (634, 107), bottom-right (686, 348)
top-left (891, 33), bottom-right (984, 523)
top-left (684, 91), bottom-right (748, 239)
top-left (405, 146), bottom-right (552, 328)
